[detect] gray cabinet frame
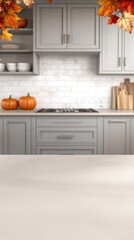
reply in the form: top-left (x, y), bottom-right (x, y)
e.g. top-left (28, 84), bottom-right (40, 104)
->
top-left (4, 118), bottom-right (32, 155)
top-left (104, 117), bottom-right (130, 155)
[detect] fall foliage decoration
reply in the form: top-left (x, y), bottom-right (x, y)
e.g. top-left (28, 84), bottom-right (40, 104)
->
top-left (0, 0), bottom-right (53, 41)
top-left (18, 93), bottom-right (36, 110)
top-left (1, 95), bottom-right (18, 110)
top-left (98, 0), bottom-right (134, 33)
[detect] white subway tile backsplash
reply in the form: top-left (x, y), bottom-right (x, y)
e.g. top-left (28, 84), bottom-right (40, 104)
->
top-left (0, 53), bottom-right (130, 109)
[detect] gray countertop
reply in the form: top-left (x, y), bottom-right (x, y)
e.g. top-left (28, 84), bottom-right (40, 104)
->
top-left (0, 108), bottom-right (134, 116)
top-left (0, 155), bottom-right (134, 240)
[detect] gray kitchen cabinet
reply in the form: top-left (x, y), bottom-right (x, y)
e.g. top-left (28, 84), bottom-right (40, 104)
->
top-left (99, 18), bottom-right (122, 74)
top-left (67, 4), bottom-right (99, 49)
top-left (130, 118), bottom-right (134, 154)
top-left (0, 118), bottom-right (3, 154)
top-left (124, 32), bottom-right (134, 73)
top-left (4, 118), bottom-right (31, 155)
top-left (100, 18), bottom-right (134, 74)
top-left (36, 117), bottom-right (98, 155)
top-left (35, 4), bottom-right (67, 49)
top-left (34, 3), bottom-right (100, 51)
top-left (104, 118), bottom-right (130, 154)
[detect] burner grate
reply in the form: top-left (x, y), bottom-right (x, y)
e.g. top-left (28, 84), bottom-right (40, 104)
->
top-left (36, 108), bottom-right (99, 113)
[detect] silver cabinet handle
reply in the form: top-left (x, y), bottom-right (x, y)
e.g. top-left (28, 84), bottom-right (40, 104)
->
top-left (62, 34), bottom-right (66, 44)
top-left (57, 135), bottom-right (74, 139)
top-left (51, 122), bottom-right (81, 124)
top-left (67, 34), bottom-right (71, 44)
top-left (124, 57), bottom-right (127, 66)
top-left (108, 120), bottom-right (125, 123)
top-left (118, 57), bottom-right (122, 67)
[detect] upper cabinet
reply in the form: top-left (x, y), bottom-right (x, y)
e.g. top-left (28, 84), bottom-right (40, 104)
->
top-left (34, 3), bottom-right (100, 51)
top-left (124, 31), bottom-right (134, 73)
top-left (99, 18), bottom-right (134, 74)
top-left (35, 4), bottom-right (67, 49)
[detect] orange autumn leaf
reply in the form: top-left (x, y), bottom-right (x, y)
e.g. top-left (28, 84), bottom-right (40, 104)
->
top-left (11, 3), bottom-right (23, 13)
top-left (98, 1), bottom-right (115, 17)
top-left (0, 28), bottom-right (13, 41)
top-left (4, 12), bottom-right (20, 29)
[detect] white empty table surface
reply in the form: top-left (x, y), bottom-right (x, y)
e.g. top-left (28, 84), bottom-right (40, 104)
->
top-left (0, 155), bottom-right (134, 240)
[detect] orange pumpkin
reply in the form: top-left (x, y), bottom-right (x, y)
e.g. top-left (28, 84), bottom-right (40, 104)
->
top-left (1, 95), bottom-right (18, 110)
top-left (18, 93), bottom-right (36, 110)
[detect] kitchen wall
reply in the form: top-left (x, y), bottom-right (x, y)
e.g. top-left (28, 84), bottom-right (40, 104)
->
top-left (0, 53), bottom-right (133, 109)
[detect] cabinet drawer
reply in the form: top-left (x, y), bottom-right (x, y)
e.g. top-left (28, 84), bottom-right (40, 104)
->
top-left (37, 128), bottom-right (97, 143)
top-left (37, 145), bottom-right (97, 155)
top-left (37, 117), bottom-right (97, 127)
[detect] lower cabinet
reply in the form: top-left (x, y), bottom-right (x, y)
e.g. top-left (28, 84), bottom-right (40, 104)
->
top-left (104, 118), bottom-right (130, 154)
top-left (36, 117), bottom-right (98, 155)
top-left (4, 118), bottom-right (31, 155)
top-left (1, 116), bottom-right (134, 155)
top-left (0, 118), bottom-right (3, 154)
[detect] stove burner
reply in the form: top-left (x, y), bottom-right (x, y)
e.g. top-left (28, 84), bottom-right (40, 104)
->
top-left (36, 108), bottom-right (99, 113)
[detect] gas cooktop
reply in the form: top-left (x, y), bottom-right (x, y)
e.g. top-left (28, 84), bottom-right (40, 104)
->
top-left (36, 108), bottom-right (99, 113)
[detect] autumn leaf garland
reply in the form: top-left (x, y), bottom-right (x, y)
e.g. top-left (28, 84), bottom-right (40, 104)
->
top-left (0, 0), bottom-right (53, 41)
top-left (1, 0), bottom-right (134, 42)
top-left (98, 0), bottom-right (134, 33)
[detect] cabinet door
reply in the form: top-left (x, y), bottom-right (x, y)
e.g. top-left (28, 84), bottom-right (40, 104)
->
top-left (124, 31), bottom-right (134, 73)
top-left (104, 118), bottom-right (130, 154)
top-left (99, 18), bottom-right (122, 73)
top-left (131, 118), bottom-right (134, 154)
top-left (68, 4), bottom-right (99, 49)
top-left (0, 119), bottom-right (3, 154)
top-left (4, 118), bottom-right (31, 155)
top-left (35, 4), bottom-right (67, 49)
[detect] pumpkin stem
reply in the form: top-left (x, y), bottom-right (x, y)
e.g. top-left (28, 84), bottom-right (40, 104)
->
top-left (27, 93), bottom-right (30, 97)
top-left (9, 95), bottom-right (12, 99)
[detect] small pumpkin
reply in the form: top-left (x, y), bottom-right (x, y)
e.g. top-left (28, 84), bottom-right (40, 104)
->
top-left (1, 95), bottom-right (18, 110)
top-left (18, 93), bottom-right (36, 110)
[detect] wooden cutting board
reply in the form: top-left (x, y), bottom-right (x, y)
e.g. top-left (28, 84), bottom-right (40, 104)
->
top-left (125, 78), bottom-right (134, 100)
top-left (117, 84), bottom-right (133, 110)
top-left (111, 86), bottom-right (119, 109)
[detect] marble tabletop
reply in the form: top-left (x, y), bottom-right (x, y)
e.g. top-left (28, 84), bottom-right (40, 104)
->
top-left (0, 155), bottom-right (134, 240)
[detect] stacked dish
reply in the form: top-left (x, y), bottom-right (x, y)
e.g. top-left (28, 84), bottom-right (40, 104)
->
top-left (17, 63), bottom-right (31, 72)
top-left (6, 63), bottom-right (17, 72)
top-left (6, 63), bottom-right (31, 72)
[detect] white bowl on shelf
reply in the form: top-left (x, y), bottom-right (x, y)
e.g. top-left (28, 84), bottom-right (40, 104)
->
top-left (6, 63), bottom-right (17, 72)
top-left (17, 63), bottom-right (31, 72)
top-left (0, 63), bottom-right (5, 72)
